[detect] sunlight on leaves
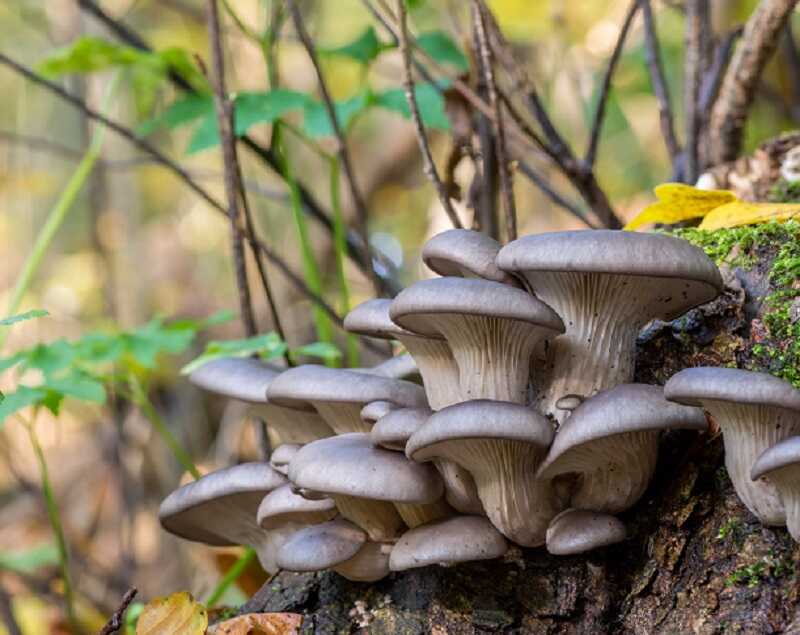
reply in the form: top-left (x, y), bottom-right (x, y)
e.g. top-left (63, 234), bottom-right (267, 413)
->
top-left (208, 612), bottom-right (303, 635)
top-left (319, 26), bottom-right (385, 64)
top-left (135, 592), bottom-right (207, 635)
top-left (625, 183), bottom-right (736, 230)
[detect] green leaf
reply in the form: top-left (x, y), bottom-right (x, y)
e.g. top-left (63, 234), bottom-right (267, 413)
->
top-left (181, 333), bottom-right (288, 375)
top-left (124, 317), bottom-right (199, 368)
top-left (291, 342), bottom-right (342, 364)
top-left (137, 94), bottom-right (214, 137)
top-left (320, 26), bottom-right (384, 64)
top-left (45, 372), bottom-right (106, 404)
top-left (303, 91), bottom-right (374, 138)
top-left (186, 111), bottom-right (221, 155)
top-left (376, 83), bottom-right (450, 130)
top-left (38, 36), bottom-right (148, 76)
top-left (234, 90), bottom-right (310, 136)
top-left (0, 386), bottom-right (49, 427)
top-left (156, 47), bottom-right (209, 91)
top-left (0, 543), bottom-right (60, 574)
top-left (0, 309), bottom-right (48, 326)
top-left (416, 31), bottom-right (468, 72)
top-left (22, 340), bottom-right (77, 376)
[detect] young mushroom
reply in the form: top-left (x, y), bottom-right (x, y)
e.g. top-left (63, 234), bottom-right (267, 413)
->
top-left (422, 228), bottom-right (519, 286)
top-left (406, 400), bottom-right (562, 546)
top-left (276, 518), bottom-right (390, 582)
top-left (390, 278), bottom-right (565, 403)
top-left (267, 364), bottom-right (427, 434)
top-left (537, 384), bottom-right (707, 513)
top-left (360, 400), bottom-right (401, 428)
top-left (496, 230), bottom-right (723, 422)
top-left (751, 437), bottom-right (800, 541)
top-left (545, 509), bottom-right (627, 555)
top-left (189, 357), bottom-right (334, 445)
top-left (389, 515), bottom-right (507, 571)
top-left (665, 367), bottom-right (800, 525)
top-left (288, 433), bottom-right (449, 538)
top-left (269, 444), bottom-right (300, 476)
top-left (158, 462), bottom-right (286, 572)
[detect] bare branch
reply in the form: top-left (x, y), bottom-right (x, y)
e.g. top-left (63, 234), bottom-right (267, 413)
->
top-left (709, 0), bottom-right (799, 164)
top-left (585, 0), bottom-right (640, 167)
top-left (98, 588), bottom-right (137, 635)
top-left (0, 586), bottom-right (22, 635)
top-left (683, 0), bottom-right (708, 182)
top-left (516, 161), bottom-right (598, 229)
top-left (472, 0), bottom-right (516, 240)
top-left (698, 26), bottom-right (744, 112)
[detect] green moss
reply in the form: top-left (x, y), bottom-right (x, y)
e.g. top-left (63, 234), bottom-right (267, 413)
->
top-left (767, 179), bottom-right (800, 203)
top-left (716, 519), bottom-right (742, 542)
top-left (726, 552), bottom-right (794, 588)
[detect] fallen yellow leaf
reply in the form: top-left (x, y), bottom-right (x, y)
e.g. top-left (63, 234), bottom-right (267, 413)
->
top-left (136, 591), bottom-right (207, 635)
top-left (209, 612), bottom-right (303, 635)
top-left (698, 201), bottom-right (800, 229)
top-left (625, 183), bottom-right (737, 230)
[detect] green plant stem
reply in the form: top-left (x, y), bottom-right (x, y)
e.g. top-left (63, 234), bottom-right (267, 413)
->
top-left (204, 547), bottom-right (256, 607)
top-left (127, 375), bottom-right (201, 479)
top-left (0, 73), bottom-right (119, 350)
top-left (24, 418), bottom-right (81, 634)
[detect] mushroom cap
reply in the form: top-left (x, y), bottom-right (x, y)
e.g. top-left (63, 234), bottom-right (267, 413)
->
top-left (344, 299), bottom-right (409, 340)
top-left (188, 357), bottom-right (280, 403)
top-left (266, 364), bottom-right (427, 409)
top-left (276, 518), bottom-right (367, 571)
top-left (270, 444), bottom-right (301, 476)
top-left (389, 277), bottom-right (565, 338)
top-left (751, 436), bottom-right (800, 481)
top-left (422, 229), bottom-right (517, 285)
top-left (545, 509), bottom-right (626, 555)
top-left (289, 433), bottom-right (444, 503)
top-left (159, 463), bottom-right (286, 545)
top-left (406, 400), bottom-right (554, 461)
top-left (371, 407), bottom-right (431, 451)
top-left (389, 515), bottom-right (508, 571)
top-left (367, 354), bottom-right (420, 381)
top-left (496, 230), bottom-right (723, 319)
top-left (256, 483), bottom-right (337, 529)
top-left (361, 401), bottom-right (400, 426)
top-left (664, 367), bottom-right (800, 411)
top-left (538, 384), bottom-right (708, 479)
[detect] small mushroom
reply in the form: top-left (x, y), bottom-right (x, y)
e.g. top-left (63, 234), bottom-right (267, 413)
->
top-left (360, 400), bottom-right (401, 427)
top-left (188, 357), bottom-right (333, 445)
top-left (158, 462), bottom-right (286, 572)
top-left (751, 437), bottom-right (800, 541)
top-left (422, 228), bottom-right (519, 286)
top-left (288, 433), bottom-right (449, 538)
top-left (389, 515), bottom-right (507, 571)
top-left (665, 367), bottom-right (800, 525)
top-left (497, 230), bottom-right (723, 422)
top-left (345, 299), bottom-right (460, 410)
top-left (269, 444), bottom-right (300, 476)
top-left (390, 277), bottom-right (564, 403)
top-left (545, 509), bottom-right (626, 555)
top-left (406, 400), bottom-right (561, 546)
top-left (267, 364), bottom-right (427, 434)
top-left (537, 384), bottom-right (707, 513)
top-left (276, 518), bottom-right (390, 582)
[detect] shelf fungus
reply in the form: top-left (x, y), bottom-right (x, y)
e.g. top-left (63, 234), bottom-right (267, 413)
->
top-left (497, 230), bottom-right (722, 423)
top-left (545, 509), bottom-right (627, 555)
top-left (267, 364), bottom-right (427, 435)
top-left (665, 367), bottom-right (800, 525)
top-left (752, 437), bottom-right (800, 542)
top-left (158, 463), bottom-right (286, 572)
top-left (538, 384), bottom-right (707, 513)
top-left (422, 228), bottom-right (520, 286)
top-left (407, 400), bottom-right (561, 546)
top-left (390, 277), bottom-right (564, 403)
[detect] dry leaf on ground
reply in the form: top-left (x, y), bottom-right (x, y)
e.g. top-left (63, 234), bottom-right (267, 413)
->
top-left (136, 591), bottom-right (208, 635)
top-left (624, 183), bottom-right (736, 230)
top-left (208, 612), bottom-right (303, 635)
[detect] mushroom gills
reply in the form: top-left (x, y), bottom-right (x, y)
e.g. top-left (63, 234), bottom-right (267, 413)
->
top-left (333, 494), bottom-right (406, 541)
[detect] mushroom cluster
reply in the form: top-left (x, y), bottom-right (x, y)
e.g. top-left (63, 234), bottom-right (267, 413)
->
top-left (157, 227), bottom-right (800, 585)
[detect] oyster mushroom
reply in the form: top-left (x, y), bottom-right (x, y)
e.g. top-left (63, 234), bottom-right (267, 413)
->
top-left (276, 518), bottom-right (390, 582)
top-left (269, 444), bottom-right (300, 476)
top-left (545, 508), bottom-right (626, 555)
top-left (267, 364), bottom-right (427, 434)
top-left (390, 277), bottom-right (564, 403)
top-left (288, 433), bottom-right (449, 538)
top-left (158, 462), bottom-right (286, 572)
top-left (188, 357), bottom-right (333, 445)
top-left (389, 515), bottom-right (507, 571)
top-left (537, 384), bottom-right (707, 513)
top-left (497, 230), bottom-right (723, 422)
top-left (422, 228), bottom-right (519, 286)
top-left (751, 437), bottom-right (800, 541)
top-left (356, 353), bottom-right (420, 381)
top-left (360, 400), bottom-right (401, 427)
top-left (406, 400), bottom-right (561, 546)
top-left (665, 367), bottom-right (800, 525)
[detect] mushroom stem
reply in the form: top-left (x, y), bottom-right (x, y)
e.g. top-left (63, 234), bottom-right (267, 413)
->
top-left (249, 405), bottom-right (333, 445)
top-left (764, 468), bottom-right (800, 540)
top-left (397, 335), bottom-right (460, 410)
top-left (333, 495), bottom-right (405, 541)
top-left (433, 458), bottom-right (484, 515)
top-left (313, 402), bottom-right (372, 434)
top-left (394, 499), bottom-right (452, 528)
top-left (333, 541), bottom-right (391, 581)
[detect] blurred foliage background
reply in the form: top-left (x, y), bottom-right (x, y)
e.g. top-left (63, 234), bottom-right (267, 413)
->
top-left (0, 0), bottom-right (798, 632)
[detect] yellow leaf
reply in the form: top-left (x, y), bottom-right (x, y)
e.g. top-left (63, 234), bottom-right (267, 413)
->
top-left (136, 591), bottom-right (207, 635)
top-left (699, 201), bottom-right (800, 229)
top-left (209, 612), bottom-right (303, 635)
top-left (625, 183), bottom-right (737, 230)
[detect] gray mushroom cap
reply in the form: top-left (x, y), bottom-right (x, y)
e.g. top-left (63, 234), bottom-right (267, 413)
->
top-left (270, 444), bottom-right (300, 476)
top-left (366, 354), bottom-right (420, 381)
top-left (752, 436), bottom-right (800, 481)
top-left (361, 401), bottom-right (401, 426)
top-left (664, 367), bottom-right (800, 411)
top-left (389, 515), bottom-right (507, 571)
top-left (345, 299), bottom-right (421, 341)
top-left (545, 509), bottom-right (626, 555)
top-left (276, 518), bottom-right (366, 571)
top-left (289, 433), bottom-right (444, 504)
top-left (496, 230), bottom-right (723, 317)
top-left (188, 357), bottom-right (281, 404)
top-left (256, 483), bottom-right (336, 530)
top-left (422, 228), bottom-right (518, 285)
top-left (371, 407), bottom-right (431, 451)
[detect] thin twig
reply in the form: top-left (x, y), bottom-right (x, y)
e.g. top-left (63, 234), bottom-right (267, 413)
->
top-left (98, 588), bottom-right (137, 635)
top-left (396, 0), bottom-right (462, 229)
top-left (640, 0), bottom-right (681, 167)
top-left (516, 161), bottom-right (598, 229)
top-left (0, 586), bottom-right (22, 635)
top-left (285, 0), bottom-right (382, 296)
top-left (699, 26), bottom-right (744, 112)
top-left (684, 0), bottom-right (705, 182)
top-left (783, 23), bottom-right (800, 119)
top-left (585, 0), bottom-right (640, 167)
